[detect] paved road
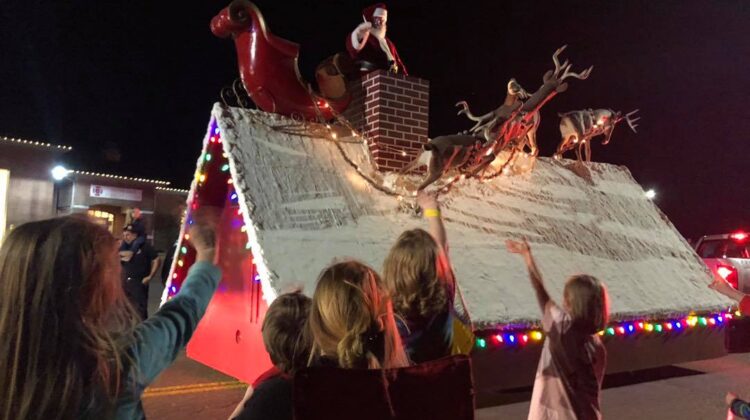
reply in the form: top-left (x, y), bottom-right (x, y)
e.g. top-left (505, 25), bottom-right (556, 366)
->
top-left (144, 281), bottom-right (750, 419)
top-left (143, 351), bottom-right (750, 419)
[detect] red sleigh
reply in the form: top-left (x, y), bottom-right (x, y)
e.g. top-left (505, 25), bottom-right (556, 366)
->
top-left (211, 0), bottom-right (351, 120)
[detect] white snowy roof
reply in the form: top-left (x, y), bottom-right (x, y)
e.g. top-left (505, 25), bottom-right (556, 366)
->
top-left (212, 103), bottom-right (730, 328)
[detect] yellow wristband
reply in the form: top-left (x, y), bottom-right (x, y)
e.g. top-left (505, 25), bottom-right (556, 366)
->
top-left (424, 209), bottom-right (441, 218)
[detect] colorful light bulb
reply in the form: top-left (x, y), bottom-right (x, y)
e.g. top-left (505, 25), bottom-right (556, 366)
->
top-left (477, 338), bottom-right (487, 348)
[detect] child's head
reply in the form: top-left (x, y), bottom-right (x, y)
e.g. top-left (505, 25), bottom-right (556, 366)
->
top-left (308, 260), bottom-right (409, 369)
top-left (0, 216), bottom-right (137, 419)
top-left (382, 229), bottom-right (451, 318)
top-left (563, 275), bottom-right (610, 334)
top-left (262, 291), bottom-right (312, 374)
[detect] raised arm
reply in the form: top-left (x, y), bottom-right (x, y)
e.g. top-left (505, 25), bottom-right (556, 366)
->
top-left (417, 190), bottom-right (447, 251)
top-left (126, 211), bottom-right (220, 386)
top-left (506, 239), bottom-right (551, 312)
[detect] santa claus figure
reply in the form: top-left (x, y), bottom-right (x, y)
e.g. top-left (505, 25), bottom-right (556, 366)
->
top-left (345, 4), bottom-right (408, 76)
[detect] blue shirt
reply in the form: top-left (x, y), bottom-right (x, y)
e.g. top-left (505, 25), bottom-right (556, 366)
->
top-left (80, 261), bottom-right (221, 419)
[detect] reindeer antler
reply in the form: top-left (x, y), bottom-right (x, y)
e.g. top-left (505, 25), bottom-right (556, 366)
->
top-left (552, 45), bottom-right (568, 76)
top-left (624, 109), bottom-right (640, 133)
top-left (456, 101), bottom-right (480, 120)
top-left (551, 45), bottom-right (593, 81)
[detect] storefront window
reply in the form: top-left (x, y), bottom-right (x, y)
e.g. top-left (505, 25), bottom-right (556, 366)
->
top-left (87, 209), bottom-right (115, 233)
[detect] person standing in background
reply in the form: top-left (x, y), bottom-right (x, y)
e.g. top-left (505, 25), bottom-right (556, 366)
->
top-left (120, 224), bottom-right (159, 319)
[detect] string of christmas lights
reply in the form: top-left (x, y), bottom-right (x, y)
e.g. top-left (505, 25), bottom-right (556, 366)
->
top-left (165, 114), bottom-right (734, 355)
top-left (72, 170), bottom-right (170, 185)
top-left (162, 120), bottom-right (268, 308)
top-left (1, 135), bottom-right (73, 151)
top-left (156, 186), bottom-right (190, 194)
top-left (474, 309), bottom-right (740, 349)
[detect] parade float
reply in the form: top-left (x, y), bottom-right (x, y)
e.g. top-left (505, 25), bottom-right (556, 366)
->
top-left (163, 0), bottom-right (734, 403)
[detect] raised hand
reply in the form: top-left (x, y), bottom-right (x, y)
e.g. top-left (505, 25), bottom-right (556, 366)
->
top-left (356, 21), bottom-right (372, 37)
top-left (189, 207), bottom-right (220, 263)
top-left (727, 392), bottom-right (738, 406)
top-left (505, 238), bottom-right (530, 255)
top-left (417, 190), bottom-right (439, 212)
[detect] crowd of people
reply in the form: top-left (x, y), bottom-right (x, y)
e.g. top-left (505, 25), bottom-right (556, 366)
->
top-left (0, 192), bottom-right (747, 419)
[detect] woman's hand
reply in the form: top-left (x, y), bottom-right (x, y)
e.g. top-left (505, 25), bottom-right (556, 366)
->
top-left (189, 208), bottom-right (219, 264)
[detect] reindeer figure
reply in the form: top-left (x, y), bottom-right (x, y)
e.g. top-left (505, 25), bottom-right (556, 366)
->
top-left (479, 45), bottom-right (593, 167)
top-left (455, 79), bottom-right (541, 156)
top-left (402, 46), bottom-right (592, 190)
top-left (553, 109), bottom-right (639, 162)
top-left (399, 79), bottom-right (528, 190)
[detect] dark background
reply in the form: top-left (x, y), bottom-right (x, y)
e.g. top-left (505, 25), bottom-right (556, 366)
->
top-left (1, 0), bottom-right (748, 239)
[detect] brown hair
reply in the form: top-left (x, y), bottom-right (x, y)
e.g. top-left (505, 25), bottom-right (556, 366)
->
top-left (262, 291), bottom-right (312, 374)
top-left (382, 229), bottom-right (452, 319)
top-left (0, 216), bottom-right (138, 420)
top-left (308, 260), bottom-right (409, 369)
top-left (564, 275), bottom-right (610, 334)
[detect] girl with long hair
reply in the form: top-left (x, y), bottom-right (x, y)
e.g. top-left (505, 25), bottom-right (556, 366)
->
top-left (0, 214), bottom-right (220, 419)
top-left (382, 191), bottom-right (461, 364)
top-left (307, 260), bottom-right (409, 369)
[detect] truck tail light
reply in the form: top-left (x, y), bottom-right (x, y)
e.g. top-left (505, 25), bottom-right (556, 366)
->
top-left (730, 231), bottom-right (748, 242)
top-left (717, 264), bottom-right (739, 290)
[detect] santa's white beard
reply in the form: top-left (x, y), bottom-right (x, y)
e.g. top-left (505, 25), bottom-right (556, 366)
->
top-left (371, 25), bottom-right (387, 39)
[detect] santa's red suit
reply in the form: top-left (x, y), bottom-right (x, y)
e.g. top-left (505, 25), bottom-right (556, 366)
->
top-left (345, 4), bottom-right (408, 76)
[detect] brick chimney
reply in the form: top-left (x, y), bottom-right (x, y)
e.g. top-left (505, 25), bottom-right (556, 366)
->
top-left (342, 70), bottom-right (429, 172)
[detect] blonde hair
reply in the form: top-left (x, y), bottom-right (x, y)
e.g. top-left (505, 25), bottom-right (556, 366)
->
top-left (308, 260), bottom-right (409, 369)
top-left (382, 229), bottom-right (452, 319)
top-left (564, 275), bottom-right (610, 334)
top-left (0, 216), bottom-right (138, 420)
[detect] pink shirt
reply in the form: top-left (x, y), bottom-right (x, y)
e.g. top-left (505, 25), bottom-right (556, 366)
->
top-left (528, 303), bottom-right (606, 420)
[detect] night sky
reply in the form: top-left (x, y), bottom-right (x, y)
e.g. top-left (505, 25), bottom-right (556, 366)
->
top-left (1, 0), bottom-right (748, 239)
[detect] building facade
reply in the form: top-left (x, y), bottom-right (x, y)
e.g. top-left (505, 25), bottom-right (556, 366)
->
top-left (0, 136), bottom-right (71, 243)
top-left (0, 135), bottom-right (187, 251)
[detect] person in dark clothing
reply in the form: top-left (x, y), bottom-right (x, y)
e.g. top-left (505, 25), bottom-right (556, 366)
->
top-left (119, 207), bottom-right (146, 254)
top-left (230, 291), bottom-right (312, 420)
top-left (120, 224), bottom-right (159, 320)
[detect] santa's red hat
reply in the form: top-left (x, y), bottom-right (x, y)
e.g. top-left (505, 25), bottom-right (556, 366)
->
top-left (363, 3), bottom-right (387, 22)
